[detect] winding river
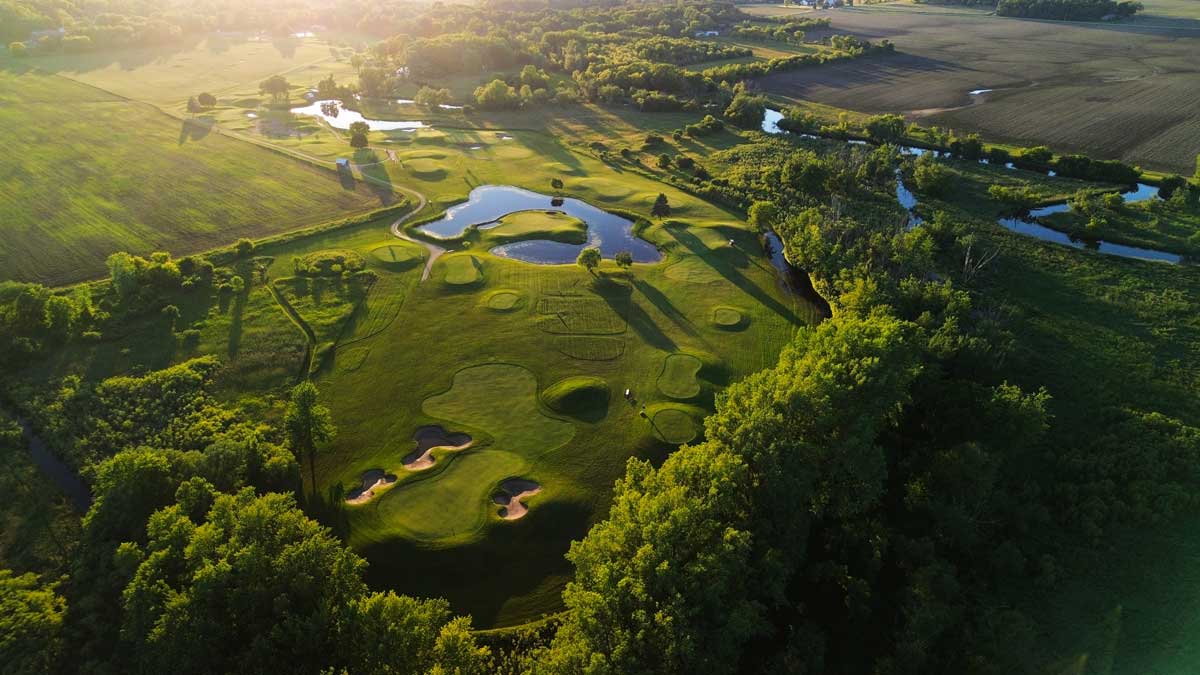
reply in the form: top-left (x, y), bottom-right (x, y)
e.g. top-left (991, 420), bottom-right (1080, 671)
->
top-left (762, 109), bottom-right (1181, 264)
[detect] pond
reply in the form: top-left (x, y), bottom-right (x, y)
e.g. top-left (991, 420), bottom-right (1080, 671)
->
top-left (289, 99), bottom-right (429, 131)
top-left (416, 186), bottom-right (661, 264)
top-left (763, 108), bottom-right (1179, 264)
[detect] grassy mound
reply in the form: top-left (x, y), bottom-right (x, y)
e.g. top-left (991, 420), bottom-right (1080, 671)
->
top-left (371, 244), bottom-right (424, 269)
top-left (407, 158), bottom-right (448, 178)
top-left (485, 210), bottom-right (587, 244)
top-left (711, 306), bottom-right (747, 330)
top-left (657, 353), bottom-right (703, 400)
top-left (484, 290), bottom-right (525, 311)
top-left (442, 255), bottom-right (483, 286)
top-left (577, 177), bottom-right (634, 200)
top-left (541, 376), bottom-right (611, 420)
top-left (648, 404), bottom-right (702, 445)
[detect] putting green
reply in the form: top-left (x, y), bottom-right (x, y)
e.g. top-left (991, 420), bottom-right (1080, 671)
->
top-left (541, 376), bottom-right (611, 419)
top-left (657, 353), bottom-right (703, 400)
top-left (423, 363), bottom-right (575, 453)
top-left (711, 306), bottom-right (747, 330)
top-left (484, 290), bottom-right (525, 311)
top-left (649, 405), bottom-right (701, 445)
top-left (442, 255), bottom-right (483, 286)
top-left (371, 244), bottom-right (424, 269)
top-left (577, 177), bottom-right (634, 200)
top-left (407, 158), bottom-right (447, 178)
top-left (485, 210), bottom-right (587, 244)
top-left (373, 450), bottom-right (530, 541)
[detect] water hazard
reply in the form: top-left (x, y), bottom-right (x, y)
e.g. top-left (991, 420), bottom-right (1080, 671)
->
top-left (417, 185), bottom-right (661, 264)
top-left (290, 99), bottom-right (429, 131)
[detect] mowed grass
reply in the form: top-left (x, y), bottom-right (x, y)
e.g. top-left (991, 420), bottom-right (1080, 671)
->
top-left (756, 5), bottom-right (1200, 173)
top-left (483, 210), bottom-right (588, 244)
top-left (0, 67), bottom-right (382, 285)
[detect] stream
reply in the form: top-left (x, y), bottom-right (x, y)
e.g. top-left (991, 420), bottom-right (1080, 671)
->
top-left (762, 108), bottom-right (1181, 264)
top-left (6, 410), bottom-right (91, 512)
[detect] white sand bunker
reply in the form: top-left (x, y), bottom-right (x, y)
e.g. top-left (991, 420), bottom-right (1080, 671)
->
top-left (402, 425), bottom-right (473, 471)
top-left (345, 469), bottom-right (397, 504)
top-left (492, 479), bottom-right (542, 520)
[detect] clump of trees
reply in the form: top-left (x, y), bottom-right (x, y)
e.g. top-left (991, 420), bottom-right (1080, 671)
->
top-left (997, 0), bottom-right (1143, 20)
top-left (723, 92), bottom-right (767, 129)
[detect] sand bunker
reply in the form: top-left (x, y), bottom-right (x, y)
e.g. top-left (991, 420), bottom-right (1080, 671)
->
top-left (402, 425), bottom-right (473, 471)
top-left (345, 469), bottom-right (397, 504)
top-left (492, 479), bottom-right (542, 520)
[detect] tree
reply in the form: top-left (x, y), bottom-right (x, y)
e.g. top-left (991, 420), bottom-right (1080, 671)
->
top-left (235, 238), bottom-right (255, 258)
top-left (414, 86), bottom-right (451, 109)
top-left (747, 201), bottom-right (779, 232)
top-left (258, 75), bottom-right (291, 103)
top-left (723, 93), bottom-right (767, 129)
top-left (576, 247), bottom-right (601, 274)
top-left (0, 570), bottom-right (65, 674)
top-left (9, 42), bottom-right (27, 57)
top-left (651, 193), bottom-right (671, 218)
top-left (657, 153), bottom-right (672, 169)
top-left (349, 120), bottom-right (370, 148)
top-left (1195, 153), bottom-right (1200, 181)
top-left (197, 92), bottom-right (217, 107)
top-left (473, 79), bottom-right (519, 110)
top-left (186, 96), bottom-right (201, 114)
top-left (285, 381), bottom-right (336, 501)
top-left (615, 250), bottom-right (634, 275)
top-left (864, 113), bottom-right (906, 142)
top-left (161, 304), bottom-right (180, 330)
top-left (550, 177), bottom-right (564, 193)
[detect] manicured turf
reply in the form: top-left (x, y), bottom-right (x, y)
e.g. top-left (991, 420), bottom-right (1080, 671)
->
top-left (484, 210), bottom-right (588, 244)
top-left (441, 254), bottom-right (484, 286)
top-left (657, 353), bottom-right (704, 400)
top-left (371, 244), bottom-right (425, 269)
top-left (711, 306), bottom-right (747, 330)
top-left (484, 290), bottom-right (525, 311)
top-left (0, 67), bottom-right (383, 286)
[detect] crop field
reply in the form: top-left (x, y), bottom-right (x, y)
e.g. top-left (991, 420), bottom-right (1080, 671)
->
top-left (0, 67), bottom-right (384, 286)
top-left (756, 3), bottom-right (1200, 173)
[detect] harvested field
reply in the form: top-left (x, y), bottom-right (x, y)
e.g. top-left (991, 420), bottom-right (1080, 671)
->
top-left (756, 5), bottom-right (1200, 173)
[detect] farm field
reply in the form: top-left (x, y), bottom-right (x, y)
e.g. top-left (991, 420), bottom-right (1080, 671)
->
top-left (0, 66), bottom-right (385, 286)
top-left (755, 2), bottom-right (1200, 173)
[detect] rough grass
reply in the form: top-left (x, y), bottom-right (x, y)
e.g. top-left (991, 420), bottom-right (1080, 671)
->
top-left (0, 67), bottom-right (382, 286)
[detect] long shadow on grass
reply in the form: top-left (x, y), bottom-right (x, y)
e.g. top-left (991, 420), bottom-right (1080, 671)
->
top-left (665, 228), bottom-right (803, 325)
top-left (593, 278), bottom-right (677, 351)
top-left (632, 279), bottom-right (698, 337)
top-left (227, 291), bottom-right (246, 359)
top-left (355, 149), bottom-right (396, 205)
top-left (360, 499), bottom-right (592, 627)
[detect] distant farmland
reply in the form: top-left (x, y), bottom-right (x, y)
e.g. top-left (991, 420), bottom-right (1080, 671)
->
top-left (756, 3), bottom-right (1200, 174)
top-left (0, 67), bottom-right (382, 286)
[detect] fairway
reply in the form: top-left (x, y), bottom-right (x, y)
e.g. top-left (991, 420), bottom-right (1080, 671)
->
top-left (0, 67), bottom-right (382, 285)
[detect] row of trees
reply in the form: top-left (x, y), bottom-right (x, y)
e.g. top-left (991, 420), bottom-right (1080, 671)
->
top-left (996, 0), bottom-right (1143, 19)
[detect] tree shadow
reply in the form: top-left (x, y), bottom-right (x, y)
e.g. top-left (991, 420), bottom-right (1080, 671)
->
top-left (665, 227), bottom-right (803, 325)
top-left (178, 117), bottom-right (215, 145)
top-left (632, 279), bottom-right (698, 337)
top-left (598, 282), bottom-right (676, 351)
top-left (354, 149), bottom-right (395, 205)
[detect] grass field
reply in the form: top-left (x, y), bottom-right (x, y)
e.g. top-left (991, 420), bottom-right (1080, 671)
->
top-left (0, 66), bottom-right (383, 286)
top-left (756, 3), bottom-right (1200, 173)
